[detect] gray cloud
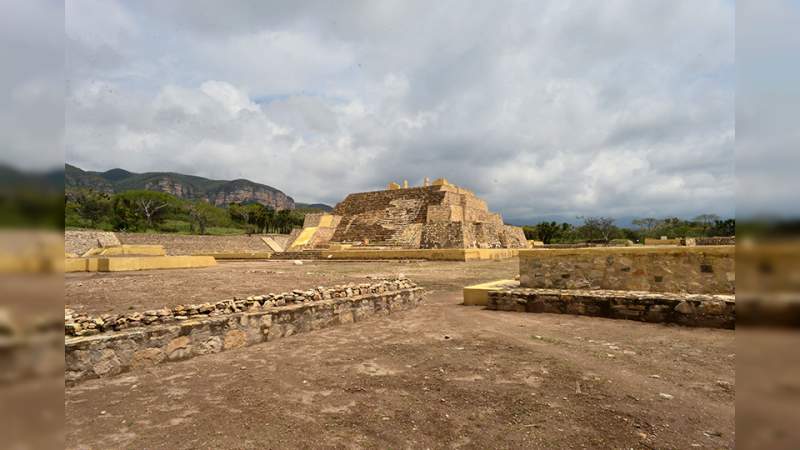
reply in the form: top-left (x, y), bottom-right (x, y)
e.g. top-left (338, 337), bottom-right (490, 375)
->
top-left (736, 0), bottom-right (800, 218)
top-left (66, 0), bottom-right (735, 222)
top-left (0, 0), bottom-right (64, 171)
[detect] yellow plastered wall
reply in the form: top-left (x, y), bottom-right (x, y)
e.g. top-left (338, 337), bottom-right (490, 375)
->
top-left (289, 226), bottom-right (318, 249)
top-left (318, 215), bottom-right (334, 228)
top-left (463, 279), bottom-right (520, 306)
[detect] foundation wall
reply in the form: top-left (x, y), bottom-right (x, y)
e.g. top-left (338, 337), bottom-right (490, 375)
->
top-left (487, 288), bottom-right (735, 329)
top-left (117, 232), bottom-right (275, 255)
top-left (519, 246), bottom-right (735, 294)
top-left (65, 281), bottom-right (424, 384)
top-left (321, 248), bottom-right (518, 261)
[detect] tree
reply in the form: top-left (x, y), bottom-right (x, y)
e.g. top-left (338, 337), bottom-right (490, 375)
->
top-left (535, 221), bottom-right (562, 244)
top-left (632, 218), bottom-right (662, 236)
top-left (112, 190), bottom-right (176, 231)
top-left (579, 216), bottom-right (617, 242)
top-left (75, 190), bottom-right (111, 228)
top-left (228, 202), bottom-right (254, 232)
top-left (709, 218), bottom-right (735, 236)
top-left (186, 201), bottom-right (218, 235)
top-left (693, 214), bottom-right (721, 235)
top-left (521, 225), bottom-right (537, 240)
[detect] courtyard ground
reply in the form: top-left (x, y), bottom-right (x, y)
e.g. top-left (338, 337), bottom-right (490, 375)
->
top-left (65, 259), bottom-right (735, 449)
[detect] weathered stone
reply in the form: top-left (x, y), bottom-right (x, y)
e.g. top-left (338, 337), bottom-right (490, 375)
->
top-left (92, 349), bottom-right (121, 377)
top-left (674, 301), bottom-right (694, 315)
top-left (487, 288), bottom-right (733, 329)
top-left (223, 330), bottom-right (248, 349)
top-left (130, 348), bottom-right (165, 368)
top-left (165, 336), bottom-right (192, 360)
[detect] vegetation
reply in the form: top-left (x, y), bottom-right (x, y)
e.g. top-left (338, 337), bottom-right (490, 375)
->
top-left (522, 215), bottom-right (735, 244)
top-left (66, 188), bottom-right (307, 235)
top-left (65, 163), bottom-right (291, 206)
top-left (0, 165), bottom-right (64, 229)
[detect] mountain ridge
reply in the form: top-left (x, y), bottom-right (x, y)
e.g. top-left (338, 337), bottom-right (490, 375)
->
top-left (65, 164), bottom-right (297, 210)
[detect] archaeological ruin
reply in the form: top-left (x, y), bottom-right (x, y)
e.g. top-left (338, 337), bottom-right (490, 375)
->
top-left (286, 178), bottom-right (529, 252)
top-left (483, 246), bottom-right (736, 328)
top-left (65, 278), bottom-right (424, 383)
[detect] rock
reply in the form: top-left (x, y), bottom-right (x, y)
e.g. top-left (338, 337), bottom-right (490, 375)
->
top-left (130, 348), bottom-right (165, 368)
top-left (293, 260), bottom-right (303, 266)
top-left (224, 329), bottom-right (248, 349)
top-left (674, 301), bottom-right (694, 314)
top-left (659, 393), bottom-right (674, 400)
top-left (165, 336), bottom-right (192, 360)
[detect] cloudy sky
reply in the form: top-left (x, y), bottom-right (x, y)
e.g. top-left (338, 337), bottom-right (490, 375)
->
top-left (61, 0), bottom-right (740, 223)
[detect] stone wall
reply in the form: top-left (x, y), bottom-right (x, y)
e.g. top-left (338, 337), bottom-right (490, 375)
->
top-left (328, 183), bottom-right (528, 249)
top-left (65, 230), bottom-right (121, 255)
top-left (487, 288), bottom-right (735, 329)
top-left (695, 236), bottom-right (735, 246)
top-left (117, 232), bottom-right (275, 255)
top-left (519, 247), bottom-right (735, 294)
top-left (65, 279), bottom-right (423, 384)
top-left (332, 187), bottom-right (439, 246)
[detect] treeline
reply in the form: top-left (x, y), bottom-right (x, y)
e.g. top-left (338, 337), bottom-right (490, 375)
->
top-left (522, 215), bottom-right (735, 244)
top-left (65, 189), bottom-right (305, 235)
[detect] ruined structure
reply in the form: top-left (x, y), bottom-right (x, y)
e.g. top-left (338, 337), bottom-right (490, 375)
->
top-left (287, 178), bottom-right (528, 251)
top-left (482, 246), bottom-right (736, 328)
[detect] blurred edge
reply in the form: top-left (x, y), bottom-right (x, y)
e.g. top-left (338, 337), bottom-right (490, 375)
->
top-left (0, 167), bottom-right (66, 450)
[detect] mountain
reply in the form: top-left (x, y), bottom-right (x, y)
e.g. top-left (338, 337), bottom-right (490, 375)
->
top-left (0, 165), bottom-right (64, 192)
top-left (295, 202), bottom-right (333, 212)
top-left (65, 164), bottom-right (295, 210)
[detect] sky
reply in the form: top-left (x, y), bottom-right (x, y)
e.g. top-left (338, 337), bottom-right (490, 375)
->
top-left (5, 0), bottom-right (753, 223)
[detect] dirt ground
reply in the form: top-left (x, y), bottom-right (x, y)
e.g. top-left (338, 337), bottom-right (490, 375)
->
top-left (65, 259), bottom-right (735, 449)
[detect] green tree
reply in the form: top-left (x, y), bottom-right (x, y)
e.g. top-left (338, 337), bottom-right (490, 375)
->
top-left (186, 200), bottom-right (221, 235)
top-left (112, 190), bottom-right (177, 231)
top-left (72, 190), bottom-right (112, 228)
top-left (693, 214), bottom-right (721, 235)
top-left (632, 218), bottom-right (662, 237)
top-left (709, 218), bottom-right (735, 236)
top-left (535, 221), bottom-right (562, 244)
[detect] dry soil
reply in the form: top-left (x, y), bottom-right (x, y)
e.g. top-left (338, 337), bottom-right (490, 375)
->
top-left (64, 259), bottom-right (735, 449)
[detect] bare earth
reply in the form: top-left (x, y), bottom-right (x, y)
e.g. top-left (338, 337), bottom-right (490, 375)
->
top-left (65, 259), bottom-right (735, 449)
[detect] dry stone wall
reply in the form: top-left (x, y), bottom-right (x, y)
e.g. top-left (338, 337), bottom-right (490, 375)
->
top-left (65, 278), bottom-right (423, 384)
top-left (487, 288), bottom-right (735, 329)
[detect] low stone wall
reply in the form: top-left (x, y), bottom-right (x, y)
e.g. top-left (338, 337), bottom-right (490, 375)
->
top-left (320, 248), bottom-right (518, 261)
top-left (65, 230), bottom-right (121, 255)
top-left (519, 246), bottom-right (735, 294)
top-left (117, 232), bottom-right (277, 255)
top-left (487, 288), bottom-right (735, 329)
top-left (695, 236), bottom-right (735, 246)
top-left (65, 279), bottom-right (423, 384)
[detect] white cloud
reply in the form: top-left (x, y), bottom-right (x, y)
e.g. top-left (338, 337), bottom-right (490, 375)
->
top-left (65, 0), bottom-right (735, 221)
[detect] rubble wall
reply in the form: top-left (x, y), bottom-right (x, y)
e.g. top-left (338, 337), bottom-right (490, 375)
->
top-left (487, 288), bottom-right (735, 329)
top-left (65, 279), bottom-right (423, 384)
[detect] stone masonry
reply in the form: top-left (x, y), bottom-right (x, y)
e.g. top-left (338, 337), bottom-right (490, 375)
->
top-left (65, 278), bottom-right (423, 383)
top-left (519, 246), bottom-right (735, 294)
top-left (485, 246), bottom-right (736, 328)
top-left (487, 288), bottom-right (735, 329)
top-left (287, 179), bottom-right (528, 250)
